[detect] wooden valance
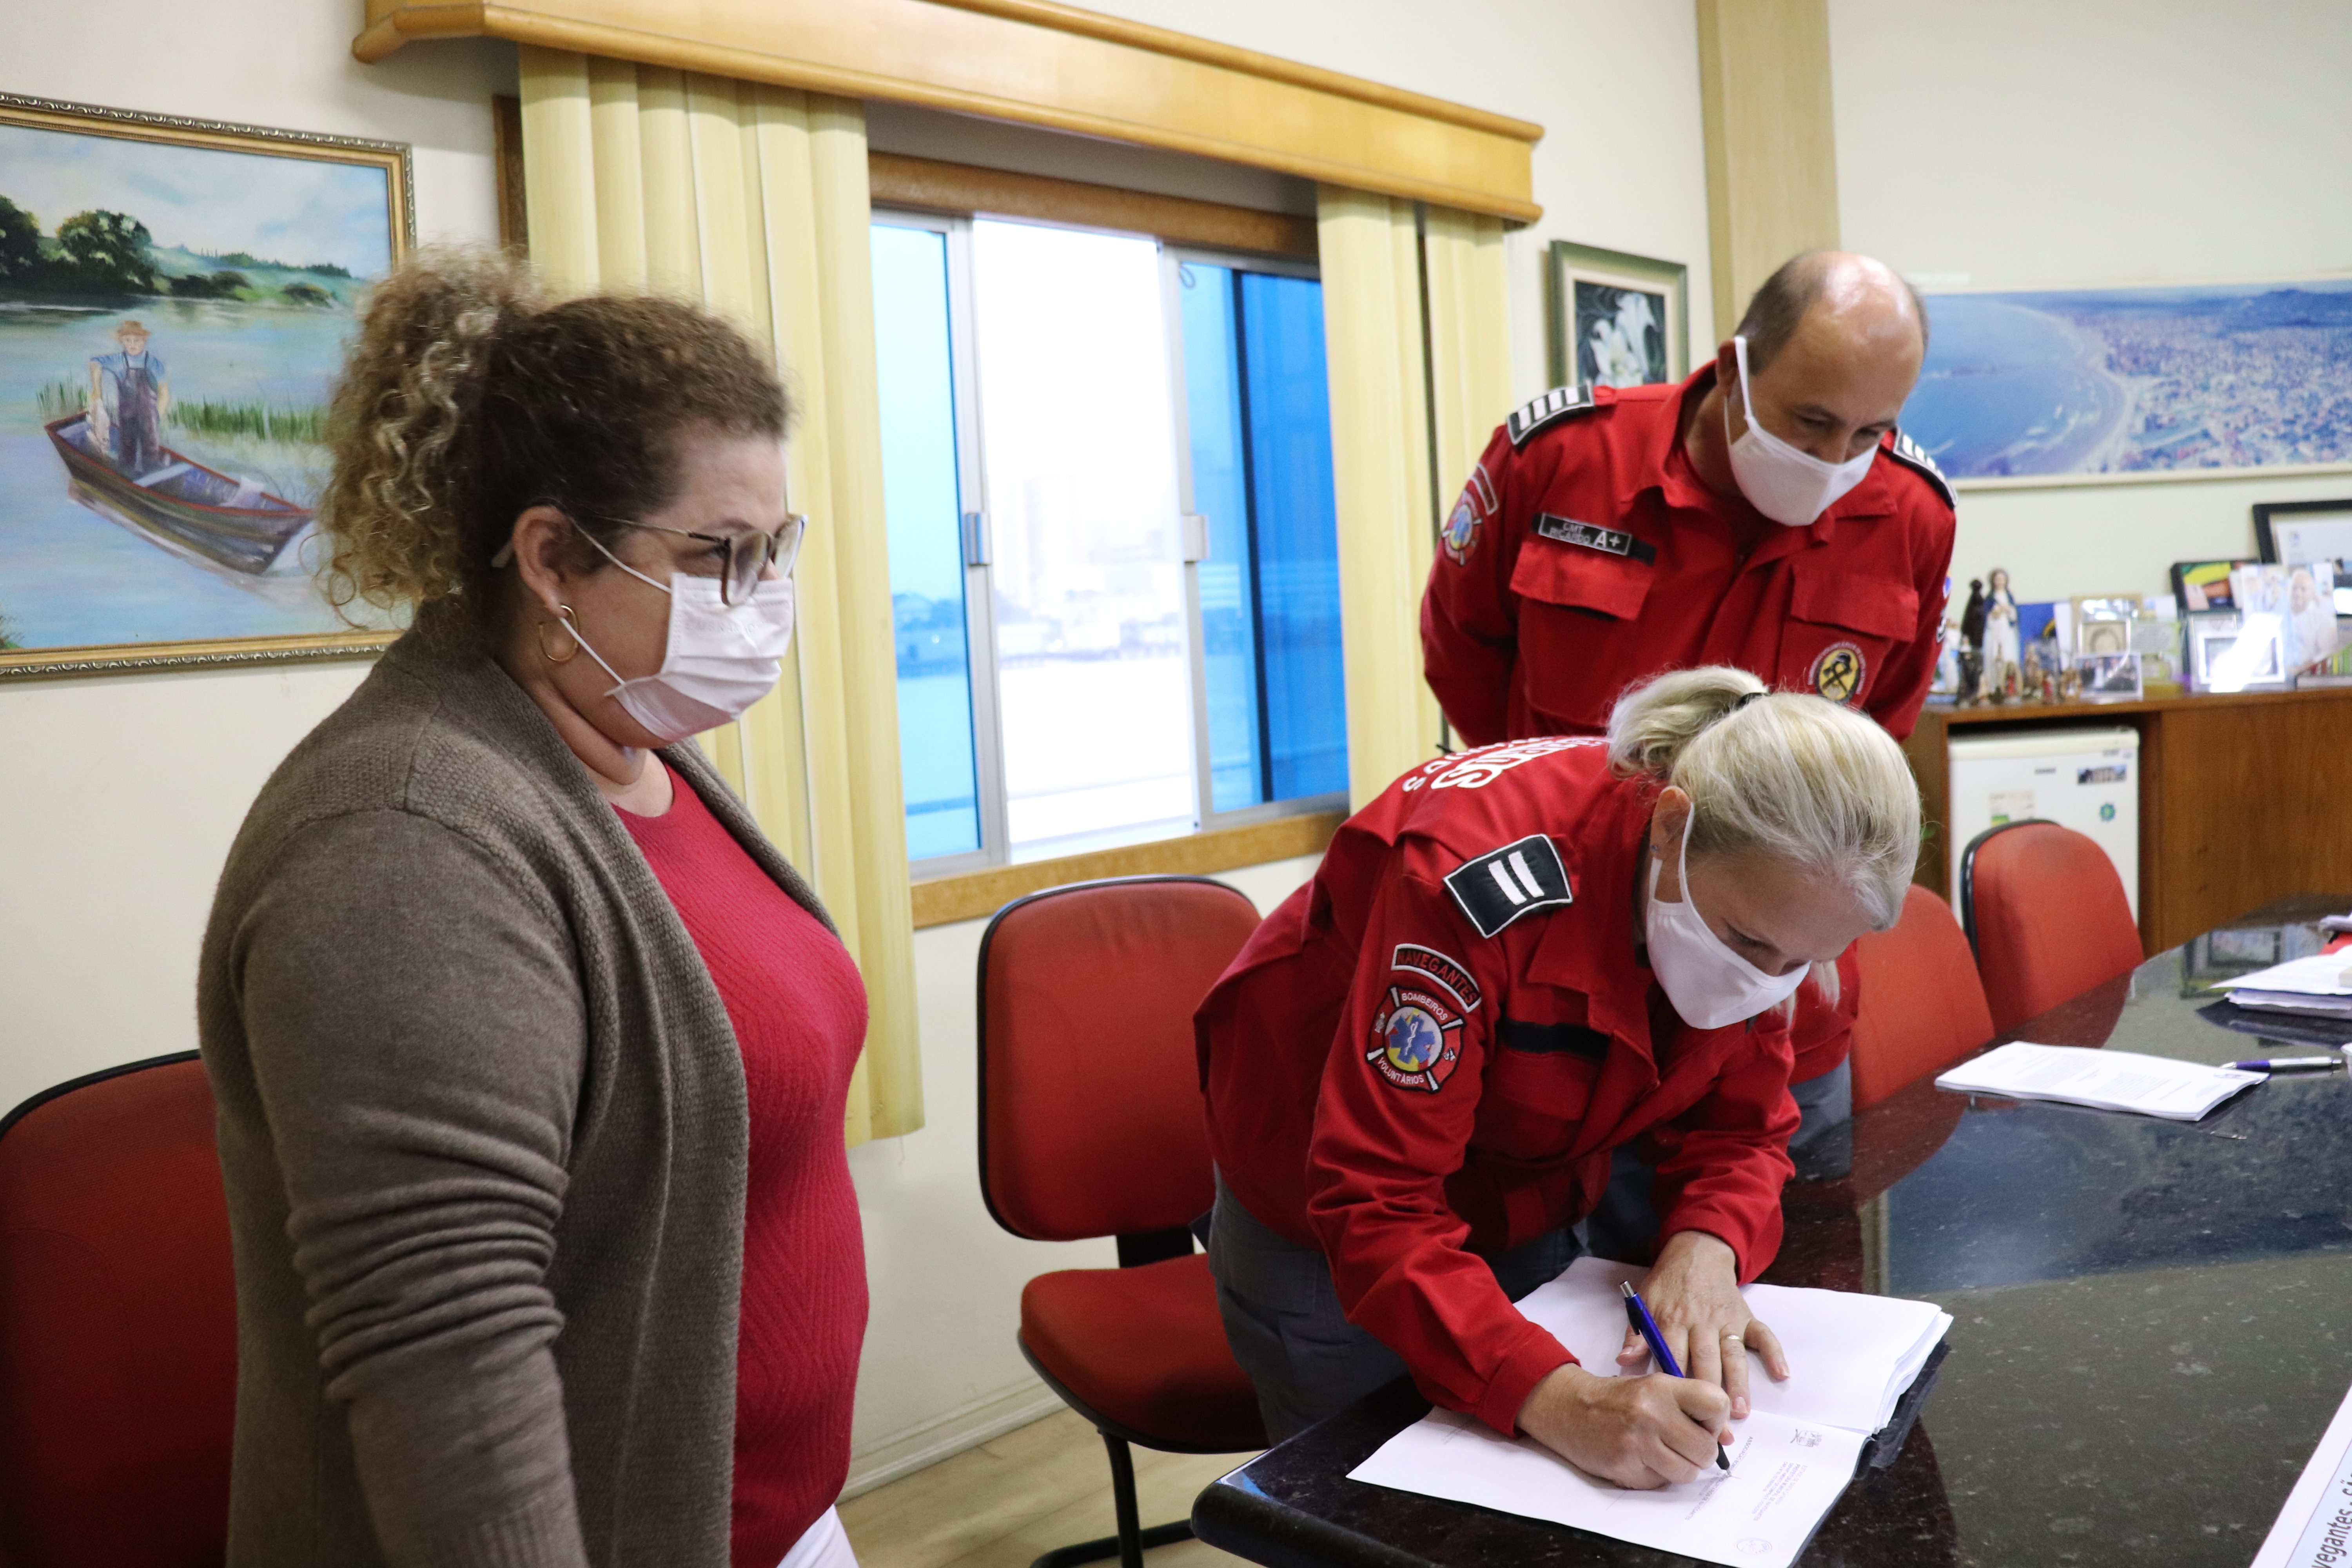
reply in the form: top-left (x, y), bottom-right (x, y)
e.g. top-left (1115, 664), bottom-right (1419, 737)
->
top-left (354, 0), bottom-right (1543, 221)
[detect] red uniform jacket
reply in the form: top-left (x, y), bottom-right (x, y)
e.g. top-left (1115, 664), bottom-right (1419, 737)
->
top-left (1420, 370), bottom-right (1956, 1080)
top-left (1422, 369), bottom-right (1956, 747)
top-left (1196, 740), bottom-right (1800, 1438)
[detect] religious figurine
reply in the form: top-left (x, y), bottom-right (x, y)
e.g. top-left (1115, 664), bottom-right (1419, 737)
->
top-left (1958, 578), bottom-right (1987, 702)
top-left (1982, 566), bottom-right (2020, 699)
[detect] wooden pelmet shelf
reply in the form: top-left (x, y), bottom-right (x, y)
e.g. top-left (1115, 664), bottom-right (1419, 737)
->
top-left (1903, 686), bottom-right (2352, 955)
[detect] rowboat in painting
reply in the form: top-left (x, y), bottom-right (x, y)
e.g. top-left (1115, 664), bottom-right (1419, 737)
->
top-left (44, 412), bottom-right (311, 575)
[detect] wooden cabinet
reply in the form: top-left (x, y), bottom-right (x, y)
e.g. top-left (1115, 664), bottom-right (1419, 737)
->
top-left (1903, 687), bottom-right (2352, 955)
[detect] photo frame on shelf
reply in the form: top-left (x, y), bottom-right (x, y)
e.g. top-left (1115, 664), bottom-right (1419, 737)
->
top-left (2074, 651), bottom-right (2144, 703)
top-left (2253, 497), bottom-right (2352, 564)
top-left (2190, 616), bottom-right (2285, 692)
top-left (0, 93), bottom-right (413, 680)
top-left (1545, 241), bottom-right (1688, 393)
top-left (2171, 559), bottom-right (2254, 615)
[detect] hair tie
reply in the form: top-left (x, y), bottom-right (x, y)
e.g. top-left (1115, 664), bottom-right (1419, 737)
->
top-left (1733, 690), bottom-right (1765, 711)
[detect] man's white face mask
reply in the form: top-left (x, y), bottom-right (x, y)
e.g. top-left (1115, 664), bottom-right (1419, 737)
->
top-left (1722, 336), bottom-right (1877, 528)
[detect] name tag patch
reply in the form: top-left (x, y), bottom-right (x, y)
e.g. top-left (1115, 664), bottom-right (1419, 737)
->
top-left (1443, 833), bottom-right (1574, 939)
top-left (1534, 513), bottom-right (1658, 565)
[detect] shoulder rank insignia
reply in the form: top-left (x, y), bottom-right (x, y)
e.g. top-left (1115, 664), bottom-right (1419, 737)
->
top-left (1505, 385), bottom-right (1598, 449)
top-left (1443, 833), bottom-right (1573, 939)
top-left (1885, 430), bottom-right (1956, 510)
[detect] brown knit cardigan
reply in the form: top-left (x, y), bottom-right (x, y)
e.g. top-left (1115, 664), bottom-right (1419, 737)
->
top-left (198, 609), bottom-right (834, 1567)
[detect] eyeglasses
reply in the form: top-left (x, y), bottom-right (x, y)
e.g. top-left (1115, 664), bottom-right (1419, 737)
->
top-left (607, 513), bottom-right (808, 605)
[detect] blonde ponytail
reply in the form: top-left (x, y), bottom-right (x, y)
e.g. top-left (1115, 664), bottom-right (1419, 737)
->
top-left (1607, 667), bottom-right (1920, 933)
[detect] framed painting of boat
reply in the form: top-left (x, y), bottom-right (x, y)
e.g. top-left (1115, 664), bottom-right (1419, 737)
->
top-left (0, 93), bottom-right (412, 679)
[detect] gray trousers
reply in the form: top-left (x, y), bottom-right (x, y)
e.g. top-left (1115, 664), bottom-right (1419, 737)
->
top-left (1581, 1058), bottom-right (1853, 1264)
top-left (1199, 1174), bottom-right (1582, 1443)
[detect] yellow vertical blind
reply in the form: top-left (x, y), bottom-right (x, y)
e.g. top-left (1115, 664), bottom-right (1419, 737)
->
top-left (1316, 189), bottom-right (1515, 806)
top-left (518, 47), bottom-right (923, 1143)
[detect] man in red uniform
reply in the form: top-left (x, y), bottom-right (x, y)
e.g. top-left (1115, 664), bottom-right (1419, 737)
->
top-left (1422, 251), bottom-right (1954, 1191)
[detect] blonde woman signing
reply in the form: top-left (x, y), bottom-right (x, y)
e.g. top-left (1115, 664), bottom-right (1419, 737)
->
top-left (198, 250), bottom-right (866, 1568)
top-left (1197, 669), bottom-right (1921, 1480)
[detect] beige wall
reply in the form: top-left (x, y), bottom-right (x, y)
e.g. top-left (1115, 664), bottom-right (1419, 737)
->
top-left (1830, 0), bottom-right (2352, 604)
top-left (0, 0), bottom-right (1717, 1494)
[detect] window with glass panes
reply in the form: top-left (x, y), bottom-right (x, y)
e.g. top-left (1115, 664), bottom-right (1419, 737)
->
top-left (871, 211), bottom-right (1347, 871)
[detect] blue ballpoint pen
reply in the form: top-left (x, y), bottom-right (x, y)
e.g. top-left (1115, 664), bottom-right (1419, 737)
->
top-left (1620, 1280), bottom-right (1732, 1472)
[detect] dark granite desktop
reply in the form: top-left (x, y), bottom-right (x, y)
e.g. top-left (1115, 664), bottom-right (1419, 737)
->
top-left (1194, 896), bottom-right (2352, 1568)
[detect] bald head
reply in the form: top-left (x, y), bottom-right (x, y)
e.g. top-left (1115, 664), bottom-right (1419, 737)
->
top-left (1737, 251), bottom-right (1927, 378)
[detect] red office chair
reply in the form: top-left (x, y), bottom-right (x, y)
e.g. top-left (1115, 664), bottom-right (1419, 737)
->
top-left (1958, 820), bottom-right (2145, 1033)
top-left (0, 1053), bottom-right (235, 1568)
top-left (1847, 884), bottom-right (1996, 1112)
top-left (977, 877), bottom-right (1269, 1568)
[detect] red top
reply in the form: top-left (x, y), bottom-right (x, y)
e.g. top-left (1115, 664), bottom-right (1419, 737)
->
top-left (1421, 367), bottom-right (1957, 748)
top-left (1195, 740), bottom-right (1799, 1439)
top-left (618, 766), bottom-right (869, 1568)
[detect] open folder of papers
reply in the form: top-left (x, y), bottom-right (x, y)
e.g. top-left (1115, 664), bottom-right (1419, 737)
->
top-left (2250, 1377), bottom-right (2352, 1568)
top-left (1347, 1257), bottom-right (1953, 1568)
top-left (2211, 952), bottom-right (2352, 1018)
top-left (1933, 1041), bottom-right (2261, 1120)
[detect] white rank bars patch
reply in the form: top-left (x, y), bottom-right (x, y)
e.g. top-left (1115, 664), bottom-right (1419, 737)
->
top-left (1504, 384), bottom-right (1597, 448)
top-left (1443, 833), bottom-right (1574, 939)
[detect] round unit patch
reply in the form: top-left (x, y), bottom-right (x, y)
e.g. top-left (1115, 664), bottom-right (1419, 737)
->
top-left (1442, 494), bottom-right (1482, 564)
top-left (1368, 985), bottom-right (1466, 1093)
top-left (1809, 641), bottom-right (1866, 704)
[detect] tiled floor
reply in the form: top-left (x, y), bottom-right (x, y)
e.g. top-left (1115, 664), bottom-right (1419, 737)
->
top-left (842, 1410), bottom-right (1260, 1568)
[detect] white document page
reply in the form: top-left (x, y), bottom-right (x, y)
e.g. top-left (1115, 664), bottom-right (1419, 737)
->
top-left (2214, 953), bottom-right (2352, 997)
top-left (1345, 1258), bottom-right (1951, 1568)
top-left (1350, 1407), bottom-right (1864, 1568)
top-left (1511, 1258), bottom-right (1951, 1435)
top-left (1935, 1042), bottom-right (2262, 1121)
top-left (2250, 1379), bottom-right (2352, 1568)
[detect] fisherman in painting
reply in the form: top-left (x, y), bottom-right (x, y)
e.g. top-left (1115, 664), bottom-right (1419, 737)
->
top-left (88, 319), bottom-right (171, 477)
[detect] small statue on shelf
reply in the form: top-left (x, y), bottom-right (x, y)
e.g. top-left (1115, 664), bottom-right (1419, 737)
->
top-left (1982, 567), bottom-right (2020, 699)
top-left (1958, 578), bottom-right (1987, 702)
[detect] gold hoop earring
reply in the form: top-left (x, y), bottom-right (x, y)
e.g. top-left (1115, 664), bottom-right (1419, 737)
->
top-left (537, 606), bottom-right (581, 664)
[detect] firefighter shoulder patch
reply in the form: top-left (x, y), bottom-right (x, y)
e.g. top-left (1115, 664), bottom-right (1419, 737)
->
top-left (1369, 983), bottom-right (1466, 1093)
top-left (1504, 384), bottom-right (1598, 449)
top-left (1885, 430), bottom-right (1956, 510)
top-left (1443, 833), bottom-right (1573, 939)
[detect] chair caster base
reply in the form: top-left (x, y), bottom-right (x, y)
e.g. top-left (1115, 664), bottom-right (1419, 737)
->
top-left (1029, 1519), bottom-right (1192, 1568)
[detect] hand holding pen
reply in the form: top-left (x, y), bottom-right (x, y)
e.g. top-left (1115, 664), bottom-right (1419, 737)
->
top-left (1622, 1281), bottom-right (1731, 1471)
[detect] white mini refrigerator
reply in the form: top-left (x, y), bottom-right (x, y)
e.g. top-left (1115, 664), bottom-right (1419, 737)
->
top-left (1946, 727), bottom-right (2140, 918)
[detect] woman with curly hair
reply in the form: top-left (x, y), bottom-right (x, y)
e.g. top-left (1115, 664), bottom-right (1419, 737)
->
top-left (197, 247), bottom-right (867, 1568)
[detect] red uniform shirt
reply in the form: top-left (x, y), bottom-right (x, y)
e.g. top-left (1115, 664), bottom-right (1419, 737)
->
top-left (1196, 739), bottom-right (1799, 1438)
top-left (1421, 368), bottom-right (1957, 748)
top-left (1420, 370), bottom-right (1954, 1079)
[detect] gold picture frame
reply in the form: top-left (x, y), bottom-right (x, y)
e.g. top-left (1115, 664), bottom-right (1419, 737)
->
top-left (0, 93), bottom-right (414, 681)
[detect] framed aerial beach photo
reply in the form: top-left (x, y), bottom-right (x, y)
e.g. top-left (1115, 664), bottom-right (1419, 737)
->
top-left (0, 93), bottom-right (412, 679)
top-left (1900, 277), bottom-right (2352, 489)
top-left (1545, 241), bottom-right (1688, 393)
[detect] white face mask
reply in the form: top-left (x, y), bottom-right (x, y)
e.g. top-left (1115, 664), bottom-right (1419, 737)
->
top-left (564, 546), bottom-right (795, 746)
top-left (1644, 808), bottom-right (1809, 1030)
top-left (1722, 336), bottom-right (1877, 528)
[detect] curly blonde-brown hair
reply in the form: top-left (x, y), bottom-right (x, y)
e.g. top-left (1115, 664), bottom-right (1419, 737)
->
top-left (317, 245), bottom-right (790, 623)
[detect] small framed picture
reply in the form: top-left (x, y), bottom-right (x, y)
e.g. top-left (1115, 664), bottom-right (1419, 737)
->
top-left (2074, 651), bottom-right (2143, 702)
top-left (1545, 242), bottom-right (1688, 392)
top-left (2253, 498), bottom-right (2352, 566)
top-left (2191, 618), bottom-right (2285, 692)
top-left (2171, 559), bottom-right (2253, 615)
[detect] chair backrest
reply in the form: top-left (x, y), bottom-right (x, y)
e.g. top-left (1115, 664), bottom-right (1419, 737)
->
top-left (0, 1053), bottom-right (234, 1568)
top-left (1847, 884), bottom-right (1995, 1112)
top-left (1960, 819), bottom-right (2145, 1034)
top-left (977, 876), bottom-right (1261, 1245)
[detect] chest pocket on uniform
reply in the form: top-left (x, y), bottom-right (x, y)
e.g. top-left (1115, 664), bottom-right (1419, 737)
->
top-left (1478, 1018), bottom-right (1607, 1159)
top-left (1510, 535), bottom-right (1657, 731)
top-left (1784, 553), bottom-right (1918, 706)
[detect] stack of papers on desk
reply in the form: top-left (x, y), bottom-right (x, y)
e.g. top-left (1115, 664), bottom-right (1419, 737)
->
top-left (2211, 952), bottom-right (2352, 1018)
top-left (1347, 1257), bottom-right (1953, 1568)
top-left (2250, 1377), bottom-right (2352, 1568)
top-left (1935, 1041), bottom-right (2262, 1120)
